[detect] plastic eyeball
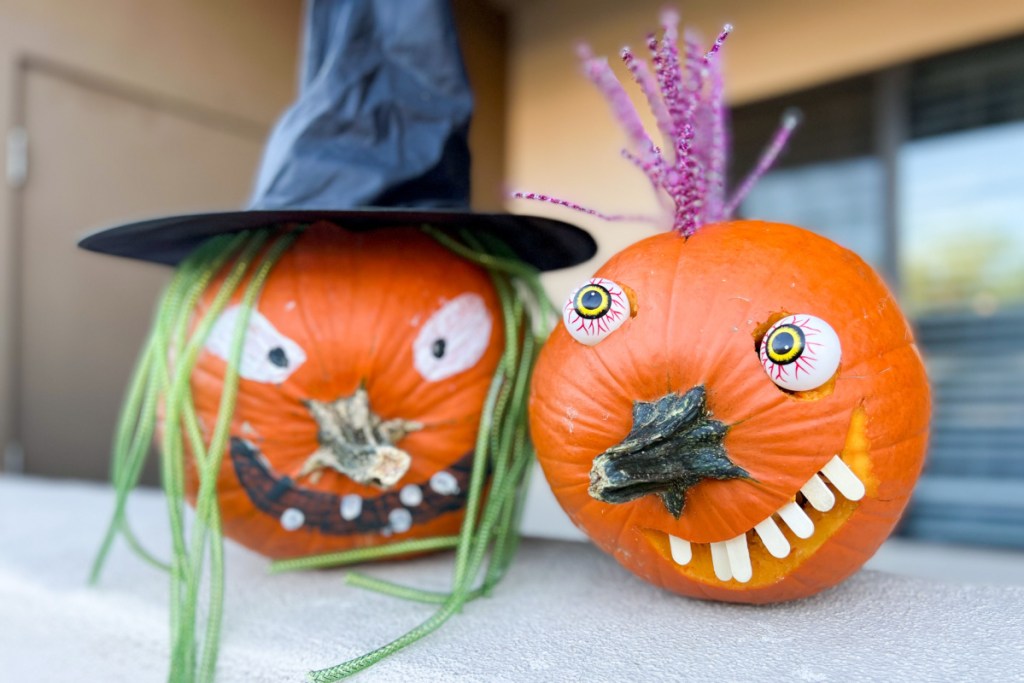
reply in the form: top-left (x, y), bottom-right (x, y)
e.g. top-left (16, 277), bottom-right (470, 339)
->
top-left (759, 314), bottom-right (841, 391)
top-left (563, 278), bottom-right (630, 346)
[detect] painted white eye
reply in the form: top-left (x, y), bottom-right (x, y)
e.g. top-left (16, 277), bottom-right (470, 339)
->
top-left (205, 306), bottom-right (306, 384)
top-left (758, 314), bottom-right (841, 392)
top-left (414, 293), bottom-right (493, 382)
top-left (563, 277), bottom-right (630, 346)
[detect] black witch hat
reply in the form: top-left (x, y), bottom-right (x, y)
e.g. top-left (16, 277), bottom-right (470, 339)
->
top-left (78, 0), bottom-right (595, 271)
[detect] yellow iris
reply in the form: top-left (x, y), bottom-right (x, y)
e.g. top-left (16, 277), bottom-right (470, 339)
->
top-left (574, 284), bottom-right (611, 319)
top-left (766, 324), bottom-right (805, 365)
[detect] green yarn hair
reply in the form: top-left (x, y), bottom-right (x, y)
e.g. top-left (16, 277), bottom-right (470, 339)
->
top-left (89, 225), bottom-right (554, 682)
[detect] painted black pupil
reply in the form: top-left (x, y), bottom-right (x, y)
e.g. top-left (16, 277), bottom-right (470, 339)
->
top-left (581, 289), bottom-right (603, 310)
top-left (432, 338), bottom-right (446, 359)
top-left (268, 347), bottom-right (288, 368)
top-left (771, 331), bottom-right (797, 356)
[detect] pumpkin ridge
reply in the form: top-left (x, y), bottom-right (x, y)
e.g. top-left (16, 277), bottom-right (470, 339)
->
top-left (837, 339), bottom-right (921, 381)
top-left (350, 233), bottom-right (391, 393)
top-left (282, 242), bottom-right (334, 395)
top-left (588, 334), bottom-right (643, 404)
top-left (659, 237), bottom-right (688, 390)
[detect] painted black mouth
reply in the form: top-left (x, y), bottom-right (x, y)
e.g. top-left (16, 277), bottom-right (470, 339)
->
top-left (230, 437), bottom-right (473, 535)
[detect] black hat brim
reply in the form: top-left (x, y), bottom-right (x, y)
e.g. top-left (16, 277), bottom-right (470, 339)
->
top-left (77, 208), bottom-right (596, 272)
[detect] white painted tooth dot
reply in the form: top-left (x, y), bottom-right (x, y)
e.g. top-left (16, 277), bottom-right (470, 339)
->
top-left (724, 534), bottom-right (752, 583)
top-left (822, 455), bottom-right (866, 501)
top-left (340, 494), bottom-right (363, 521)
top-left (399, 484), bottom-right (423, 507)
top-left (388, 508), bottom-right (413, 534)
top-left (280, 507), bottom-right (305, 532)
top-left (709, 541), bottom-right (733, 581)
top-left (800, 473), bottom-right (836, 512)
top-left (429, 471), bottom-right (460, 496)
top-left (754, 517), bottom-right (791, 559)
top-left (777, 501), bottom-right (815, 539)
top-left (669, 535), bottom-right (692, 566)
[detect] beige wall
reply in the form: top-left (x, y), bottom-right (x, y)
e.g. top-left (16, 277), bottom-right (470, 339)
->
top-left (0, 0), bottom-right (304, 463)
top-left (506, 0), bottom-right (1024, 302)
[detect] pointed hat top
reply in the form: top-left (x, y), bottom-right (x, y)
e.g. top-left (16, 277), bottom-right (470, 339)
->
top-left (79, 0), bottom-right (595, 271)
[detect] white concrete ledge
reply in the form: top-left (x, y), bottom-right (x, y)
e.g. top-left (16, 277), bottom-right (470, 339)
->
top-left (2, 475), bottom-right (1023, 681)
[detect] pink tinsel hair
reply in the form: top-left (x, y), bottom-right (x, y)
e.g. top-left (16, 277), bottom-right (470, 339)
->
top-left (514, 10), bottom-right (799, 237)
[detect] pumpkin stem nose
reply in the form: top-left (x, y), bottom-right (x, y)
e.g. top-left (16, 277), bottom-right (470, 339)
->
top-left (298, 387), bottom-right (422, 488)
top-left (589, 386), bottom-right (747, 518)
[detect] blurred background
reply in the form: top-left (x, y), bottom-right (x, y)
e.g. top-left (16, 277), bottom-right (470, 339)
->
top-left (0, 0), bottom-right (1022, 570)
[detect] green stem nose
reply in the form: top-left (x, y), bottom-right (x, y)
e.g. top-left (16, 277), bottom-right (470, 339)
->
top-left (588, 386), bottom-right (748, 518)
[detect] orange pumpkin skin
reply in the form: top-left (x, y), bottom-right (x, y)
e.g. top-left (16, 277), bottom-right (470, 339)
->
top-left (529, 221), bottom-right (931, 603)
top-left (175, 222), bottom-right (504, 559)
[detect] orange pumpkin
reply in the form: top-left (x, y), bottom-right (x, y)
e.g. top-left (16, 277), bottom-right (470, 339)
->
top-left (529, 221), bottom-right (930, 602)
top-left (177, 222), bottom-right (504, 559)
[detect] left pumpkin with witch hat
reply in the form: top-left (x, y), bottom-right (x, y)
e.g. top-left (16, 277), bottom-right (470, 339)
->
top-left (181, 223), bottom-right (509, 559)
top-left (82, 0), bottom-right (594, 679)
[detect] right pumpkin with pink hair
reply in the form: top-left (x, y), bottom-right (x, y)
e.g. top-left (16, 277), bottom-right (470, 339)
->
top-left (523, 13), bottom-right (930, 603)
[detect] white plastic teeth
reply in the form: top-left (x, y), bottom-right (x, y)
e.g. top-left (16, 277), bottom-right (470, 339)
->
top-left (669, 534), bottom-right (692, 565)
top-left (666, 454), bottom-right (865, 584)
top-left (821, 454), bottom-right (866, 501)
